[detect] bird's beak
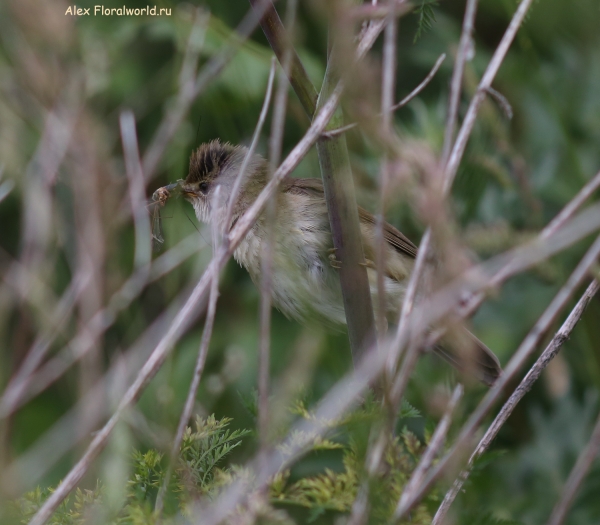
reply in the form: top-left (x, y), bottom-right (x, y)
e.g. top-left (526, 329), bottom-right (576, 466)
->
top-left (179, 183), bottom-right (197, 198)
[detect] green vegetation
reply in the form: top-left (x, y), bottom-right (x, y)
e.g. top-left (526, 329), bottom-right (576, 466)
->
top-left (1, 0), bottom-right (600, 524)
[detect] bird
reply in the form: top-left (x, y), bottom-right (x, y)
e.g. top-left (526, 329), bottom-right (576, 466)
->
top-left (175, 139), bottom-right (502, 385)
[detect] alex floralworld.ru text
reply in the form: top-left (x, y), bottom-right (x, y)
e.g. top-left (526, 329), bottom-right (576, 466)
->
top-left (65, 5), bottom-right (172, 16)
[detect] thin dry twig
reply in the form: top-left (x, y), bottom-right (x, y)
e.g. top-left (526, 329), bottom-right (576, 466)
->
top-left (259, 1), bottom-right (296, 448)
top-left (444, 0), bottom-right (536, 192)
top-left (545, 406), bottom-right (600, 525)
top-left (393, 233), bottom-right (600, 521)
top-left (322, 53), bottom-right (446, 139)
top-left (224, 60), bottom-right (277, 233)
top-left (396, 384), bottom-right (463, 515)
top-left (376, 10), bottom-right (398, 339)
top-left (432, 279), bottom-right (600, 525)
top-left (348, 13), bottom-right (400, 523)
top-left (0, 234), bottom-right (201, 419)
top-left (441, 0), bottom-right (478, 165)
top-left (542, 170), bottom-right (600, 239)
top-left (120, 111), bottom-right (152, 270)
top-left (154, 194), bottom-right (222, 513)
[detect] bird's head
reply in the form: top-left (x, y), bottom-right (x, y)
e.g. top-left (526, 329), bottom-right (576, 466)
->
top-left (181, 140), bottom-right (266, 231)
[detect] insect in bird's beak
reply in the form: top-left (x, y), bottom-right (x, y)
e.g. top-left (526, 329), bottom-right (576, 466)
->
top-left (149, 180), bottom-right (183, 251)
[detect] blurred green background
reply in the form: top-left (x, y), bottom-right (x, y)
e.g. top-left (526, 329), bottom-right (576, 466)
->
top-left (1, 0), bottom-right (600, 523)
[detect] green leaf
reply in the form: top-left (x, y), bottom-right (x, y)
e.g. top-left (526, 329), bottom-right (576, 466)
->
top-left (413, 0), bottom-right (439, 43)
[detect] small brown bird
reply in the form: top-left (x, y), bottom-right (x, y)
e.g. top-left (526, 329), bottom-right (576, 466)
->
top-left (177, 140), bottom-right (502, 385)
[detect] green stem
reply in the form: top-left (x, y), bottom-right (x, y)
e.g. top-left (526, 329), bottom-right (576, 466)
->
top-left (248, 0), bottom-right (318, 117)
top-left (247, 0), bottom-right (376, 364)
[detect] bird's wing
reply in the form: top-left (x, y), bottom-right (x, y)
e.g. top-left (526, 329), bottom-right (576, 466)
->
top-left (282, 176), bottom-right (325, 197)
top-left (283, 177), bottom-right (418, 260)
top-left (357, 208), bottom-right (418, 260)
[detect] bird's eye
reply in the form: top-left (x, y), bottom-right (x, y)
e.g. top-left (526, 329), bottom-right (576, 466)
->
top-left (199, 182), bottom-right (209, 194)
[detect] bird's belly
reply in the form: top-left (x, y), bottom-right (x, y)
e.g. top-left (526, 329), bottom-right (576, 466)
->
top-left (234, 228), bottom-right (407, 327)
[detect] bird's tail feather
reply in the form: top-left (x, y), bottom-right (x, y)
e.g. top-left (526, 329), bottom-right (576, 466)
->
top-left (432, 329), bottom-right (502, 386)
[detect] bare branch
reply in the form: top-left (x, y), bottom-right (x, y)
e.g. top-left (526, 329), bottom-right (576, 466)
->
top-left (375, 9), bottom-right (399, 339)
top-left (433, 279), bottom-right (599, 525)
top-left (322, 53), bottom-right (446, 139)
top-left (396, 384), bottom-right (463, 515)
top-left (224, 60), bottom-right (277, 232)
top-left (542, 170), bottom-right (600, 239)
top-left (393, 233), bottom-right (600, 521)
top-left (260, 3), bottom-right (296, 447)
top-left (154, 205), bottom-right (222, 513)
top-left (545, 406), bottom-right (600, 525)
top-left (120, 111), bottom-right (152, 270)
top-left (441, 0), bottom-right (478, 165)
top-left (444, 0), bottom-right (537, 192)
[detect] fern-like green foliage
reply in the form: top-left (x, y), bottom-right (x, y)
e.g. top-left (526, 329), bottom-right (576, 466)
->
top-left (269, 399), bottom-right (434, 524)
top-left (271, 430), bottom-right (436, 524)
top-left (10, 415), bottom-right (250, 525)
top-left (178, 415), bottom-right (251, 495)
top-left (9, 484), bottom-right (104, 525)
top-left (413, 0), bottom-right (439, 43)
top-left (10, 403), bottom-right (436, 525)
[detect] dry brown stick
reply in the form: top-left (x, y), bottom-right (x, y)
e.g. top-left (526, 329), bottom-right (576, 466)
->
top-left (432, 279), bottom-right (600, 525)
top-left (154, 211), bottom-right (222, 513)
top-left (396, 0), bottom-right (535, 381)
top-left (224, 60), bottom-right (277, 232)
top-left (376, 10), bottom-right (398, 339)
top-left (27, 78), bottom-right (345, 525)
top-left (156, 60), bottom-right (277, 511)
top-left (444, 0), bottom-right (536, 192)
top-left (259, 2), bottom-right (295, 448)
top-left (441, 0), bottom-right (478, 165)
top-left (349, 12), bottom-right (400, 523)
top-left (120, 111), bottom-right (152, 270)
top-left (396, 384), bottom-right (463, 514)
top-left (0, 236), bottom-right (200, 418)
top-left (454, 168), bottom-right (600, 330)
top-left (545, 405), bottom-right (600, 525)
top-left (322, 53), bottom-right (446, 139)
top-left (392, 233), bottom-right (600, 522)
top-left (542, 170), bottom-right (600, 239)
